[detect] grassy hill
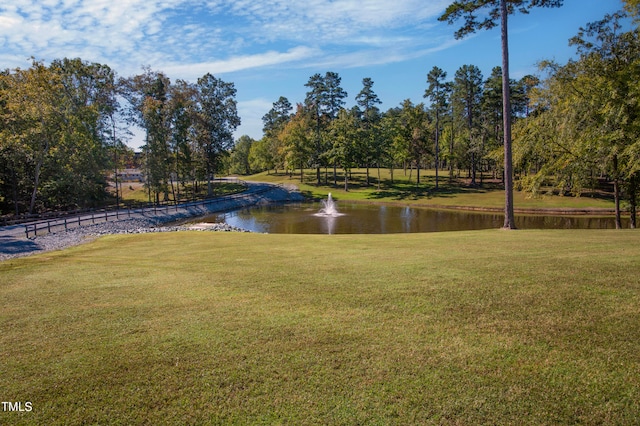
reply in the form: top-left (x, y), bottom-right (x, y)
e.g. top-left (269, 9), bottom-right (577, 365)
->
top-left (2, 229), bottom-right (639, 424)
top-left (243, 168), bottom-right (617, 212)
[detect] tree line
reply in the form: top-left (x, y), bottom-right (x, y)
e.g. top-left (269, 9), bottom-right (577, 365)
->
top-left (0, 60), bottom-right (240, 215)
top-left (233, 67), bottom-right (533, 192)
top-left (514, 9), bottom-right (640, 228)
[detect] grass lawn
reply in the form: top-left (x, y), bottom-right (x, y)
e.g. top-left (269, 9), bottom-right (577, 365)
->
top-left (108, 181), bottom-right (247, 207)
top-left (1, 230), bottom-right (639, 424)
top-left (244, 169), bottom-right (617, 211)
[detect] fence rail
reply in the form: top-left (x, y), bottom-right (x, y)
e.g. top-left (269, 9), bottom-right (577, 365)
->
top-left (21, 179), bottom-right (264, 239)
top-left (2, 178), bottom-right (247, 227)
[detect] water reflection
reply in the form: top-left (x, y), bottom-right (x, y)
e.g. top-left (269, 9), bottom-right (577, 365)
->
top-left (196, 202), bottom-right (624, 234)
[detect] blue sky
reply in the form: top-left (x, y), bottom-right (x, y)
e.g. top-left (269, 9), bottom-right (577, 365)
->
top-left (0, 0), bottom-right (627, 149)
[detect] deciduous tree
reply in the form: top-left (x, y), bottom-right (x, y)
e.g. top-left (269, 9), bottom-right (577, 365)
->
top-left (281, 105), bottom-right (313, 182)
top-left (194, 73), bottom-right (240, 195)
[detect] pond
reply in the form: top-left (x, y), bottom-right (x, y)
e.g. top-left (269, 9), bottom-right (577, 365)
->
top-left (193, 200), bottom-right (623, 234)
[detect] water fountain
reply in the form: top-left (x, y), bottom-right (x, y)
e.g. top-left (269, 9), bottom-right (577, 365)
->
top-left (311, 193), bottom-right (343, 234)
top-left (314, 193), bottom-right (343, 217)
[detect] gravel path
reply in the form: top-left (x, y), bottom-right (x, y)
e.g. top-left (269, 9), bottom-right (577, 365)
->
top-left (1, 180), bottom-right (307, 262)
top-left (0, 217), bottom-right (251, 262)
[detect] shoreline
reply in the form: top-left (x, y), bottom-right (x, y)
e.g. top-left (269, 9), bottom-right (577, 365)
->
top-left (335, 198), bottom-right (619, 216)
top-left (0, 181), bottom-right (304, 262)
top-left (0, 217), bottom-right (252, 262)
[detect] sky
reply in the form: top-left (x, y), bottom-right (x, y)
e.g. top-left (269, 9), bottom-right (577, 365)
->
top-left (0, 0), bottom-right (629, 150)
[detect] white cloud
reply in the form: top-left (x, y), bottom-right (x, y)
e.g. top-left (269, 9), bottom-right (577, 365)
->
top-left (1, 0), bottom-right (458, 81)
top-left (161, 46), bottom-right (318, 79)
top-left (224, 0), bottom-right (450, 43)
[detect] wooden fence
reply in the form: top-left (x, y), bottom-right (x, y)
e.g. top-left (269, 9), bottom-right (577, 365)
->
top-left (21, 181), bottom-right (275, 239)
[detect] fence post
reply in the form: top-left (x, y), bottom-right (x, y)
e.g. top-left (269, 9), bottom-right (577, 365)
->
top-left (47, 221), bottom-right (51, 234)
top-left (64, 218), bottom-right (68, 231)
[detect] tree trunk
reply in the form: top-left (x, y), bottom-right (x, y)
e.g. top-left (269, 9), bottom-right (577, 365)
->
top-left (501, 0), bottom-right (516, 229)
top-left (613, 155), bottom-right (622, 229)
top-left (29, 156), bottom-right (46, 215)
top-left (435, 115), bottom-right (440, 191)
top-left (170, 175), bottom-right (177, 204)
top-left (29, 133), bottom-right (50, 215)
top-left (614, 178), bottom-right (622, 229)
top-left (630, 190), bottom-right (637, 229)
top-left (471, 152), bottom-right (477, 186)
top-left (450, 112), bottom-right (455, 183)
top-left (12, 169), bottom-right (19, 215)
top-left (206, 160), bottom-right (214, 196)
top-left (630, 175), bottom-right (638, 229)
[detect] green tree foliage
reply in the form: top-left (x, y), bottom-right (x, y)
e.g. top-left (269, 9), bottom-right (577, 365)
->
top-left (624, 0), bottom-right (640, 18)
top-left (440, 0), bottom-right (564, 228)
top-left (515, 11), bottom-right (640, 228)
top-left (229, 135), bottom-right (255, 175)
top-left (139, 71), bottom-right (172, 203)
top-left (304, 72), bottom-right (347, 184)
top-left (260, 96), bottom-right (292, 174)
top-left (392, 100), bottom-right (430, 184)
top-left (194, 73), bottom-right (241, 195)
top-left (262, 96), bottom-right (292, 138)
top-left (380, 107), bottom-right (409, 184)
top-left (329, 108), bottom-right (361, 191)
top-left (169, 79), bottom-right (198, 199)
top-left (0, 59), bottom-right (117, 214)
top-left (355, 77), bottom-right (383, 187)
top-left (122, 69), bottom-right (177, 204)
top-left (452, 64), bottom-right (483, 184)
top-left (248, 137), bottom-right (275, 174)
top-left (425, 66), bottom-right (449, 190)
top-left (1, 60), bottom-right (244, 215)
top-left (280, 104), bottom-right (313, 181)
top-left (49, 59), bottom-right (117, 208)
top-left (121, 71), bottom-right (240, 201)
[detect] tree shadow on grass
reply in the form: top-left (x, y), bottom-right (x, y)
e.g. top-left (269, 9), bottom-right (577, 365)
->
top-left (366, 178), bottom-right (494, 202)
top-left (0, 236), bottom-right (42, 256)
top-left (299, 190), bottom-right (318, 200)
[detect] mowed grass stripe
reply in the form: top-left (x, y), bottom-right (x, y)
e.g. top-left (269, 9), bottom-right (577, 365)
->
top-left (1, 230), bottom-right (639, 425)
